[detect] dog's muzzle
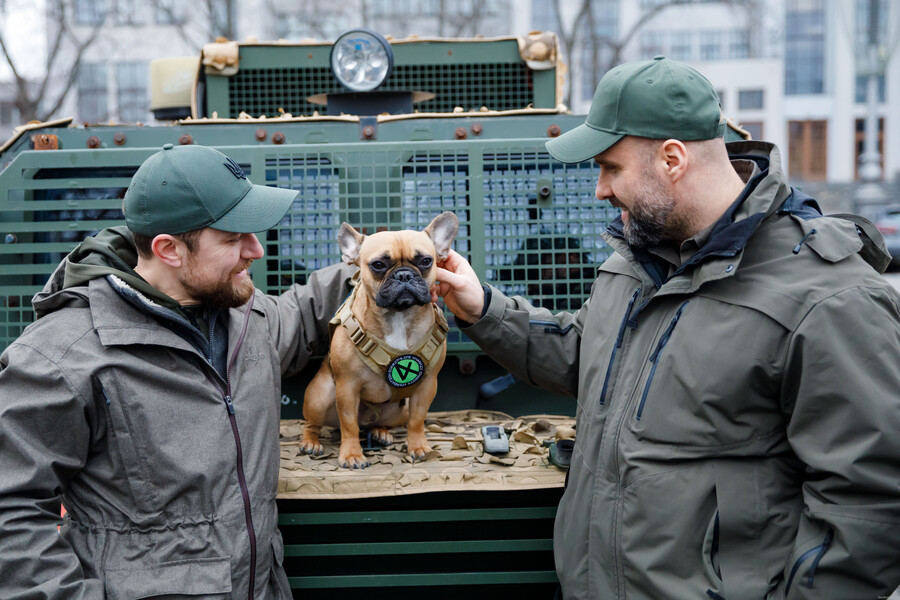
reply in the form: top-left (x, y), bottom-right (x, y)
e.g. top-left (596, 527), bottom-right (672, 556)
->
top-left (376, 267), bottom-right (431, 309)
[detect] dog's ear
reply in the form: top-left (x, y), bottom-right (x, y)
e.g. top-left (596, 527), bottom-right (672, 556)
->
top-left (424, 212), bottom-right (459, 260)
top-left (338, 222), bottom-right (365, 265)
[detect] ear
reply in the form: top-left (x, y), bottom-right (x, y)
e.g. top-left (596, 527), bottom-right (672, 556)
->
top-left (424, 211), bottom-right (459, 260)
top-left (659, 139), bottom-right (688, 183)
top-left (150, 234), bottom-right (186, 267)
top-left (338, 222), bottom-right (365, 265)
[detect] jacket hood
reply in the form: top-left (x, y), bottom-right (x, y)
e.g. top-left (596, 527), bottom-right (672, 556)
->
top-left (32, 226), bottom-right (179, 318)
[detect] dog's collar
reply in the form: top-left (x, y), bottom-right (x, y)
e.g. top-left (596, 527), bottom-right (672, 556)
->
top-left (329, 274), bottom-right (449, 388)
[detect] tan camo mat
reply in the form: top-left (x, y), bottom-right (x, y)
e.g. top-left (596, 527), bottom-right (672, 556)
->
top-left (277, 410), bottom-right (575, 499)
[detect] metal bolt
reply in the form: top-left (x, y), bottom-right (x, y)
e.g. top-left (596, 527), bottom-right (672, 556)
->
top-left (255, 128), bottom-right (267, 141)
top-left (179, 134), bottom-right (193, 145)
top-left (539, 185), bottom-right (552, 199)
top-left (5, 233), bottom-right (17, 244)
top-left (471, 123), bottom-right (483, 136)
top-left (272, 131), bottom-right (286, 144)
top-left (113, 132), bottom-right (126, 146)
top-left (362, 125), bottom-right (376, 139)
top-left (459, 359), bottom-right (476, 375)
top-left (547, 124), bottom-right (561, 137)
top-left (455, 127), bottom-right (467, 140)
top-left (87, 136), bottom-right (101, 149)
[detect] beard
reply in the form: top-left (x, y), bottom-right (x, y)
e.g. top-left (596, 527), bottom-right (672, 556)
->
top-left (621, 173), bottom-right (693, 249)
top-left (181, 258), bottom-right (255, 310)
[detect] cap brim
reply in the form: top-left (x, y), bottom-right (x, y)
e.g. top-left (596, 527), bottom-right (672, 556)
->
top-left (211, 184), bottom-right (298, 233)
top-left (545, 123), bottom-right (624, 164)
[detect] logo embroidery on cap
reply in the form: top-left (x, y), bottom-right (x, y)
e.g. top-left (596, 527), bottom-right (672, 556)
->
top-left (224, 157), bottom-right (247, 180)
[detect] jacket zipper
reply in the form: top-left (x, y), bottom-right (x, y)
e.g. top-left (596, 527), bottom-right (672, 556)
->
top-left (635, 300), bottom-right (689, 420)
top-left (207, 295), bottom-right (258, 600)
top-left (784, 526), bottom-right (834, 596)
top-left (599, 287), bottom-right (641, 405)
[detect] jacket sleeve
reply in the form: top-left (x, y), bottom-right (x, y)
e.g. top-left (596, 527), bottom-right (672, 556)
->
top-left (780, 285), bottom-right (900, 599)
top-left (0, 343), bottom-right (104, 599)
top-left (253, 262), bottom-right (356, 376)
top-left (459, 284), bottom-right (587, 397)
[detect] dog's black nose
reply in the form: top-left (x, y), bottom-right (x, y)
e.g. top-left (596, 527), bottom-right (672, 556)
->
top-left (392, 267), bottom-right (417, 282)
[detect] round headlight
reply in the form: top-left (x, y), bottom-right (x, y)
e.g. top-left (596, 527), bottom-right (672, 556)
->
top-left (330, 29), bottom-right (394, 92)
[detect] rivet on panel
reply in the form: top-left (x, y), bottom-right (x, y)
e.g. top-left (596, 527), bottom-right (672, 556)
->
top-left (272, 131), bottom-right (286, 144)
top-left (471, 123), bottom-right (483, 136)
top-left (547, 124), bottom-right (561, 137)
top-left (179, 134), bottom-right (193, 145)
top-left (113, 132), bottom-right (126, 146)
top-left (362, 126), bottom-right (376, 140)
top-left (255, 128), bottom-right (267, 141)
top-left (455, 127), bottom-right (467, 140)
top-left (87, 136), bottom-right (101, 149)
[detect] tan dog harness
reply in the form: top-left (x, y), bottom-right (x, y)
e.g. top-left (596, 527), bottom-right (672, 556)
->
top-left (329, 276), bottom-right (449, 388)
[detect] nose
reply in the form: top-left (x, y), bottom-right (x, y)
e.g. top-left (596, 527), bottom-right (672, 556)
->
top-left (595, 172), bottom-right (611, 201)
top-left (243, 233), bottom-right (264, 260)
top-left (393, 267), bottom-right (415, 283)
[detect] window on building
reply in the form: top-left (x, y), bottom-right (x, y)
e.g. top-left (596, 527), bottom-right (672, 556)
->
top-left (155, 0), bottom-right (183, 25)
top-left (855, 74), bottom-right (886, 103)
top-left (209, 0), bottom-right (234, 39)
top-left (716, 89), bottom-right (726, 109)
top-left (788, 120), bottom-right (827, 181)
top-left (854, 118), bottom-right (884, 180)
top-left (741, 121), bottom-right (763, 141)
top-left (0, 100), bottom-right (19, 126)
top-left (785, 0), bottom-right (825, 94)
top-left (77, 63), bottom-right (108, 123)
top-left (699, 30), bottom-right (722, 61)
top-left (580, 0), bottom-right (618, 101)
top-left (117, 62), bottom-right (148, 123)
top-left (75, 0), bottom-right (106, 25)
top-left (112, 0), bottom-right (141, 25)
top-left (640, 31), bottom-right (666, 59)
top-left (738, 89), bottom-right (764, 110)
top-left (670, 30), bottom-right (692, 61)
top-left (531, 0), bottom-right (560, 34)
top-left (728, 29), bottom-right (750, 59)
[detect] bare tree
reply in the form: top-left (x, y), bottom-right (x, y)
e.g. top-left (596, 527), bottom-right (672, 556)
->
top-left (150, 0), bottom-right (236, 49)
top-left (0, 0), bottom-right (105, 123)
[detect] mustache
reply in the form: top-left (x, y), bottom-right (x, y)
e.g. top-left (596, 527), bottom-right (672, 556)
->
top-left (231, 260), bottom-right (254, 277)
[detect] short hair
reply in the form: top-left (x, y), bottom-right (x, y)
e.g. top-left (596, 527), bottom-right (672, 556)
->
top-left (131, 228), bottom-right (203, 258)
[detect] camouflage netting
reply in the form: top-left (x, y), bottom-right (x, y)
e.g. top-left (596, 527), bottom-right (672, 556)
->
top-left (278, 410), bottom-right (575, 499)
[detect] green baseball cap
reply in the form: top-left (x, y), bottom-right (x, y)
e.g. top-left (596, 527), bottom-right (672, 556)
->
top-left (124, 144), bottom-right (298, 235)
top-left (546, 56), bottom-right (725, 164)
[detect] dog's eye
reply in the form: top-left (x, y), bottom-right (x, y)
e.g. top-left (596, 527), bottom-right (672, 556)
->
top-left (370, 260), bottom-right (387, 271)
top-left (419, 257), bottom-right (433, 268)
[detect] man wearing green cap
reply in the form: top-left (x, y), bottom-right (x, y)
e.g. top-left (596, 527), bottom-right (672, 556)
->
top-left (0, 144), bottom-right (353, 598)
top-left (433, 57), bottom-right (900, 599)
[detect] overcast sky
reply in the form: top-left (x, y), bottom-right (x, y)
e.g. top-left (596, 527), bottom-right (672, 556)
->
top-left (1, 1), bottom-right (47, 81)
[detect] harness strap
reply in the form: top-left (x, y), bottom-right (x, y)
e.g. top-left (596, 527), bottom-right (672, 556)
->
top-left (329, 281), bottom-right (449, 378)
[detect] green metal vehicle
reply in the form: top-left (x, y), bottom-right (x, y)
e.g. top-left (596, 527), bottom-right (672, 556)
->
top-left (0, 30), bottom-right (611, 598)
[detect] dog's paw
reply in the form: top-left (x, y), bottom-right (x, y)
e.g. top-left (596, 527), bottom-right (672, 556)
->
top-left (371, 428), bottom-right (394, 446)
top-left (407, 441), bottom-right (431, 462)
top-left (338, 451), bottom-right (371, 470)
top-left (298, 441), bottom-right (323, 456)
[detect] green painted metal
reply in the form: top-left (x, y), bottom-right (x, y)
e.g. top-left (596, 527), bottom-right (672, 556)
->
top-left (284, 538), bottom-right (552, 557)
top-left (288, 571), bottom-right (559, 588)
top-left (278, 506), bottom-right (557, 526)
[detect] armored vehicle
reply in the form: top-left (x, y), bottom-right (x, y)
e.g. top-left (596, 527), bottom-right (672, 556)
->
top-left (0, 30), bottom-right (613, 597)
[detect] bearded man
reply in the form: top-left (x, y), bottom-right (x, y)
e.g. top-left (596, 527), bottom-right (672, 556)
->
top-left (0, 144), bottom-right (353, 599)
top-left (433, 57), bottom-right (900, 599)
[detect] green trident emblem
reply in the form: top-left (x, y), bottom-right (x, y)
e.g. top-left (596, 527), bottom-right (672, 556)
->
top-left (387, 355), bottom-right (425, 388)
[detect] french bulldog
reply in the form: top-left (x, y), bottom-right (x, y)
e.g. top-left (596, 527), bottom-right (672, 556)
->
top-left (300, 212), bottom-right (459, 469)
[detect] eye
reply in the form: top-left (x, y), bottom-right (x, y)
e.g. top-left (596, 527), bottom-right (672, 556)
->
top-left (419, 256), bottom-right (433, 268)
top-left (370, 260), bottom-right (387, 271)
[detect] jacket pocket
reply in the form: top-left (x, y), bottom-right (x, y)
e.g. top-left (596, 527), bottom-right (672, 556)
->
top-left (634, 300), bottom-right (689, 420)
top-left (783, 527), bottom-right (833, 597)
top-left (268, 529), bottom-right (293, 599)
top-left (104, 556), bottom-right (232, 599)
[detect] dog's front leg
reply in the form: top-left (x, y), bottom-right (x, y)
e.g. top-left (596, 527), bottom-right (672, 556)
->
top-left (406, 377), bottom-right (437, 461)
top-left (335, 379), bottom-right (370, 469)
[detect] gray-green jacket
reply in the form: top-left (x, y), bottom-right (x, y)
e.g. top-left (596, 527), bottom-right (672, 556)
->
top-left (463, 141), bottom-right (900, 599)
top-left (0, 229), bottom-right (353, 599)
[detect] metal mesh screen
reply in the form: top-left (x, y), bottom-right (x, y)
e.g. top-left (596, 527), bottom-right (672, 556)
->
top-left (228, 63), bottom-right (534, 118)
top-left (0, 141), bottom-right (610, 353)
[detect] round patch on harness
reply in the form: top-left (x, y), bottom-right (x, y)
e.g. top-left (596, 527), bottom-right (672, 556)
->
top-left (387, 355), bottom-right (425, 388)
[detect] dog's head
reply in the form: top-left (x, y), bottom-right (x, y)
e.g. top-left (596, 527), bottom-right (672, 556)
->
top-left (338, 212), bottom-right (458, 310)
